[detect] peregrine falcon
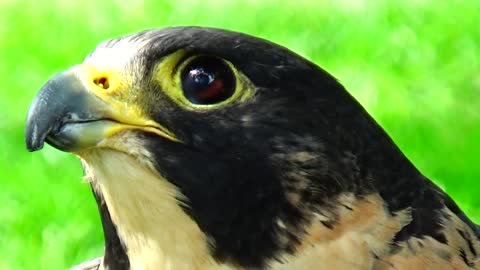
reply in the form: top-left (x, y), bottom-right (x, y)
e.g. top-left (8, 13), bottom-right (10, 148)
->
top-left (25, 27), bottom-right (480, 270)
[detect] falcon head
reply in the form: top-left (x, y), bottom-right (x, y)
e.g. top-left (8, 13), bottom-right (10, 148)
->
top-left (25, 27), bottom-right (480, 270)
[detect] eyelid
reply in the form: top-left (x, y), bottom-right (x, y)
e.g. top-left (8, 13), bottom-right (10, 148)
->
top-left (171, 52), bottom-right (196, 76)
top-left (153, 50), bottom-right (256, 110)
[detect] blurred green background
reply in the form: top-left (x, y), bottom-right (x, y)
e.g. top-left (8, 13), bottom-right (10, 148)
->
top-left (1, 0), bottom-right (479, 269)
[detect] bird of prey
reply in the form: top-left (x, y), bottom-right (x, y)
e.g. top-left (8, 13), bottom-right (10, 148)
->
top-left (25, 27), bottom-right (479, 270)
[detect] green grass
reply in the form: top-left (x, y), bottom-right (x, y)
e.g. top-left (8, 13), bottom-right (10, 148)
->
top-left (1, 0), bottom-right (479, 269)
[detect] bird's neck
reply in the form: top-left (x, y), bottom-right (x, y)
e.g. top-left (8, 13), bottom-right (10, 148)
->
top-left (81, 149), bottom-right (224, 270)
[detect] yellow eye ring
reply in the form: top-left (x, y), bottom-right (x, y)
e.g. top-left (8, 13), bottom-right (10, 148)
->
top-left (153, 50), bottom-right (255, 110)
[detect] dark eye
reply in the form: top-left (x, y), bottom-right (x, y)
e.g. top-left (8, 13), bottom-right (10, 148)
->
top-left (181, 56), bottom-right (236, 105)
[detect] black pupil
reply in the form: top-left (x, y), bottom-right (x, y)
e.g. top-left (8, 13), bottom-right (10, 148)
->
top-left (181, 56), bottom-right (235, 105)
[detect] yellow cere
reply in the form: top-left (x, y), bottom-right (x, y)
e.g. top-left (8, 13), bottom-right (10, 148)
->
top-left (70, 64), bottom-right (182, 143)
top-left (153, 50), bottom-right (256, 110)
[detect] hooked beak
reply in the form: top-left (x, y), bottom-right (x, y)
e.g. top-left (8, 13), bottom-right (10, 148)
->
top-left (25, 64), bottom-right (179, 152)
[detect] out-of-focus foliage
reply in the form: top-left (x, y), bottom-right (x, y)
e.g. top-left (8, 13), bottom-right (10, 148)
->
top-left (0, 0), bottom-right (479, 269)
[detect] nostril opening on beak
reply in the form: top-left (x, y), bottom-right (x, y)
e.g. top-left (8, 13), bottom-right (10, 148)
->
top-left (94, 77), bottom-right (110, 90)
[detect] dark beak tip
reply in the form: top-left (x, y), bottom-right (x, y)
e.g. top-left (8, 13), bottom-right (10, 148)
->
top-left (25, 70), bottom-right (97, 153)
top-left (25, 122), bottom-right (46, 152)
top-left (26, 140), bottom-right (44, 152)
